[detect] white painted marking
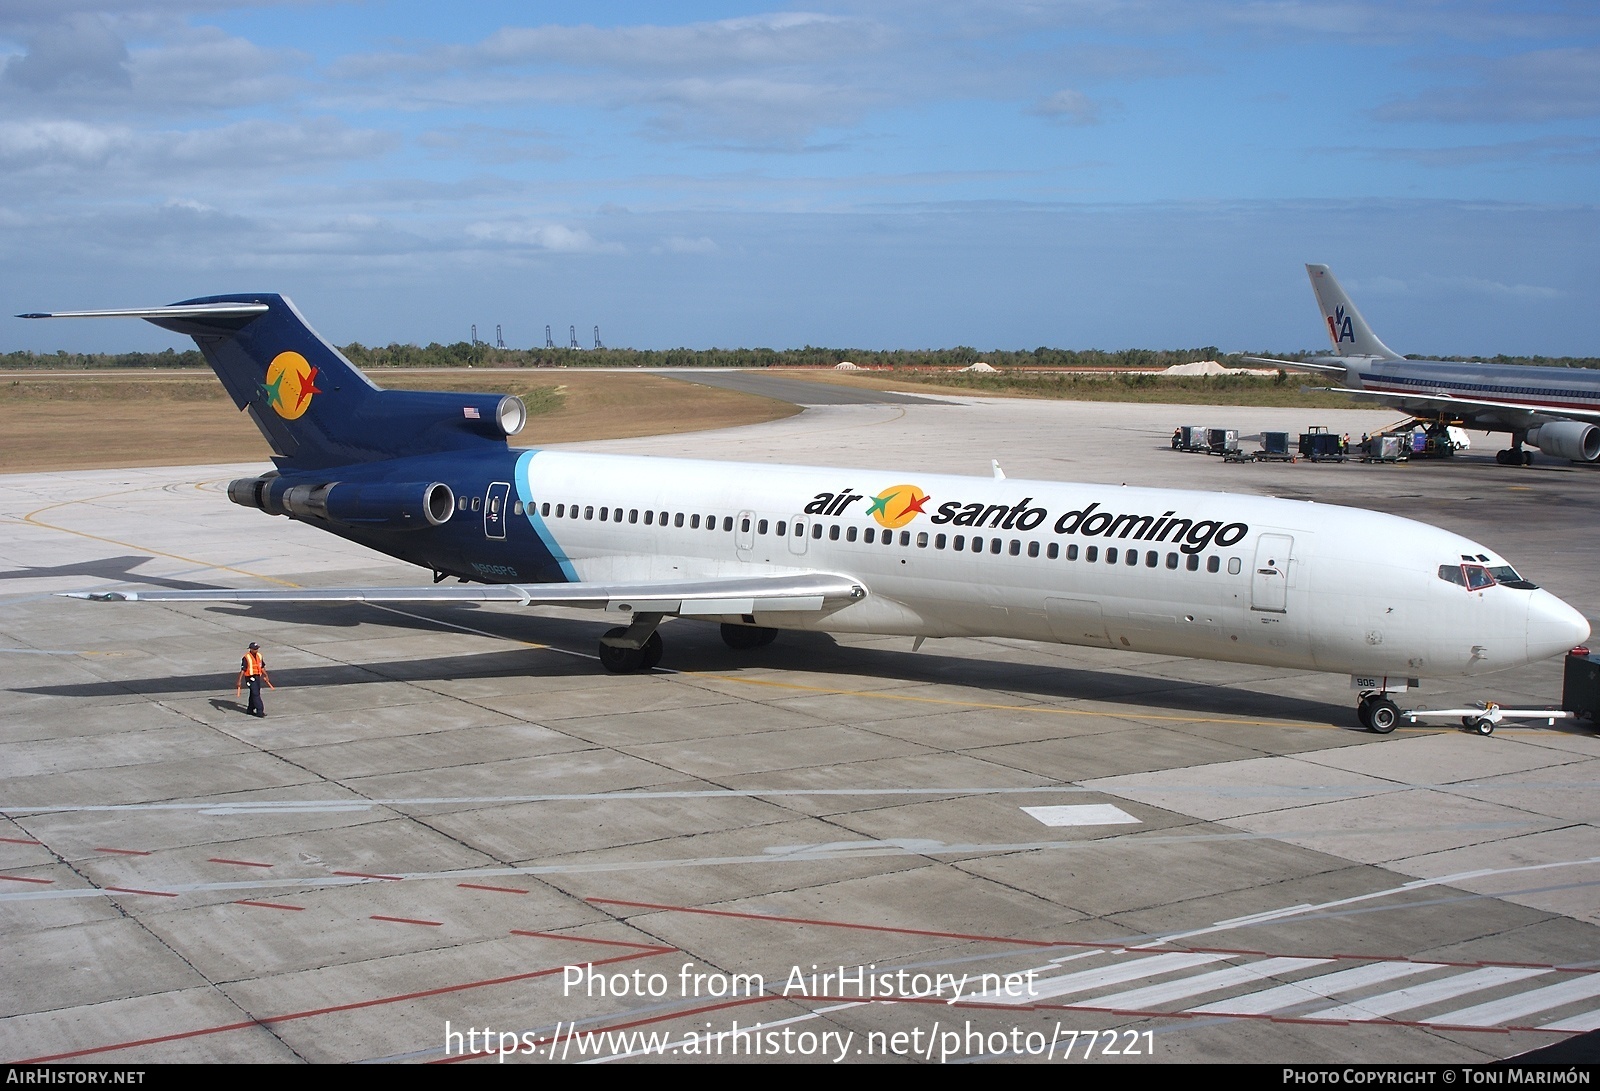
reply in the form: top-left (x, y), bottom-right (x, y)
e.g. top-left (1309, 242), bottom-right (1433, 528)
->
top-left (1541, 1007), bottom-right (1600, 1032)
top-left (1431, 973), bottom-right (1600, 1027)
top-left (1307, 966), bottom-right (1549, 1021)
top-left (982, 951), bottom-right (1229, 1005)
top-left (1087, 957), bottom-right (1328, 1011)
top-left (1190, 960), bottom-right (1437, 1016)
top-left (1022, 804), bottom-right (1139, 827)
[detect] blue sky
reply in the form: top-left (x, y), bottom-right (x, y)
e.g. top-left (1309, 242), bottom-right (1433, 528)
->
top-left (2, 1), bottom-right (1596, 355)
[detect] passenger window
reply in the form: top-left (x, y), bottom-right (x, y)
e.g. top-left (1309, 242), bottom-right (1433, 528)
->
top-left (1167, 553), bottom-right (1179, 569)
top-left (1107, 547), bottom-right (1118, 564)
top-left (659, 511), bottom-right (668, 525)
top-left (1009, 540), bottom-right (1020, 556)
top-left (1066, 544), bottom-right (1078, 561)
top-left (1046, 542), bottom-right (1057, 559)
top-left (1085, 546), bottom-right (1097, 562)
top-left (598, 506), bottom-right (607, 521)
top-left (917, 532), bottom-right (928, 548)
top-left (723, 516), bottom-right (733, 531)
top-left (990, 538), bottom-right (1002, 554)
top-left (691, 514), bottom-right (700, 529)
top-left (1227, 557), bottom-right (1241, 574)
top-left (813, 523), bottom-right (823, 539)
top-left (757, 518), bottom-right (768, 534)
top-left (847, 526), bottom-right (858, 542)
top-left (707, 514), bottom-right (716, 529)
top-left (584, 505), bottom-right (594, 520)
top-left (899, 531), bottom-right (909, 546)
top-left (776, 521), bottom-right (787, 536)
top-left (1126, 550), bottom-right (1138, 567)
top-left (1028, 541), bottom-right (1040, 558)
top-left (1146, 551), bottom-right (1158, 568)
top-left (1207, 556), bottom-right (1220, 573)
top-left (953, 535), bottom-right (965, 550)
top-left (676, 513), bottom-right (685, 528)
top-left (645, 510), bottom-right (654, 525)
top-left (740, 517), bottom-right (750, 532)
top-left (458, 497), bottom-right (469, 512)
top-left (935, 533), bottom-right (946, 549)
top-left (629, 509), bottom-right (638, 524)
top-left (613, 508), bottom-right (622, 522)
top-left (864, 527), bottom-right (875, 543)
top-left (541, 503), bottom-right (551, 516)
top-left (1185, 554), bottom-right (1197, 571)
top-left (830, 525), bottom-right (841, 541)
top-left (971, 537), bottom-right (983, 552)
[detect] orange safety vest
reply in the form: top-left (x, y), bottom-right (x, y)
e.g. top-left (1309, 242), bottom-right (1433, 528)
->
top-left (241, 649), bottom-right (265, 676)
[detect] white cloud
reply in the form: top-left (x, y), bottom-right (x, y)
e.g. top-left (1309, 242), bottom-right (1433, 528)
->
top-left (1031, 88), bottom-right (1100, 125)
top-left (465, 221), bottom-right (624, 254)
top-left (658, 235), bottom-right (719, 254)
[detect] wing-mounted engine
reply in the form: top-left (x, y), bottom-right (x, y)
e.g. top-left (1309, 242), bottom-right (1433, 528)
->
top-left (1527, 421), bottom-right (1600, 463)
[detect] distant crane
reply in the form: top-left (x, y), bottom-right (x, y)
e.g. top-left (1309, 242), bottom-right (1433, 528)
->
top-left (568, 325), bottom-right (580, 350)
top-left (470, 324), bottom-right (478, 344)
top-left (545, 325), bottom-right (554, 349)
top-left (593, 325), bottom-right (604, 350)
top-left (495, 324), bottom-right (505, 349)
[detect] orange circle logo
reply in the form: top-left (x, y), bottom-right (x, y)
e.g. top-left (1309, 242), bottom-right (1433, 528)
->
top-left (868, 484), bottom-right (930, 529)
top-left (261, 351), bottom-right (322, 420)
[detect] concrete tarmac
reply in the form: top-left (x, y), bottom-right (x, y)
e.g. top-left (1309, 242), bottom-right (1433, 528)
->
top-left (2, 392), bottom-right (1598, 1065)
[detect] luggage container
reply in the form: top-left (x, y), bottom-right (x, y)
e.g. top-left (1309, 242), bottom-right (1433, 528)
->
top-left (1206, 428), bottom-right (1239, 456)
top-left (1254, 431), bottom-right (1296, 462)
top-left (1299, 427), bottom-right (1346, 462)
top-left (1362, 434), bottom-right (1407, 463)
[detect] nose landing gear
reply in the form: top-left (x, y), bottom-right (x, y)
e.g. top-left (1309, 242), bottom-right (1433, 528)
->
top-left (1356, 692), bottom-right (1402, 733)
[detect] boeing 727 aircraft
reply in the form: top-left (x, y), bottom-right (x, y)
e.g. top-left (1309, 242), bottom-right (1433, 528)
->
top-left (23, 295), bottom-right (1590, 732)
top-left (1251, 264), bottom-right (1600, 466)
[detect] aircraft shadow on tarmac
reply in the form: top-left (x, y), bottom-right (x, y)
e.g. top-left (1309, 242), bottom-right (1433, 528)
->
top-left (0, 555), bottom-right (224, 591)
top-left (20, 602), bottom-right (1354, 726)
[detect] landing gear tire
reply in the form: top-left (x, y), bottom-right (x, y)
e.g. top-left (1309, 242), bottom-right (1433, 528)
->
top-left (1356, 700), bottom-right (1373, 730)
top-left (599, 627), bottom-right (646, 674)
top-left (1524, 450), bottom-right (1534, 466)
top-left (721, 623), bottom-right (775, 650)
top-left (641, 631), bottom-right (663, 670)
top-left (1471, 717), bottom-right (1494, 737)
top-left (1366, 697), bottom-right (1400, 734)
top-left (1497, 449), bottom-right (1513, 465)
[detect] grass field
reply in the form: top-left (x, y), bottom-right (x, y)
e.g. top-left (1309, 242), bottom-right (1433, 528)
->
top-left (0, 370), bottom-right (798, 473)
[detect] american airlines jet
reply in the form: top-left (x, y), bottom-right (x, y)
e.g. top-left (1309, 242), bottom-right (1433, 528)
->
top-left (1252, 265), bottom-right (1600, 466)
top-left (24, 296), bottom-right (1589, 734)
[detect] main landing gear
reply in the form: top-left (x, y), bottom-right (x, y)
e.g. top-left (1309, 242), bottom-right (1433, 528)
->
top-left (1356, 692), bottom-right (1401, 733)
top-left (1496, 431), bottom-right (1533, 466)
top-left (598, 612), bottom-right (665, 674)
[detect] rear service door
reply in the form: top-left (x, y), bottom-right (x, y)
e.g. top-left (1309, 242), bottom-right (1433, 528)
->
top-left (484, 482), bottom-right (510, 540)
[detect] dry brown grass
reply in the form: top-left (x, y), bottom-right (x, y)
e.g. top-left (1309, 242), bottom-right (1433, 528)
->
top-left (0, 369), bottom-right (798, 473)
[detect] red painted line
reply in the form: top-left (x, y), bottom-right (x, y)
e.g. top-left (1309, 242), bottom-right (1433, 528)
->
top-left (457, 882), bottom-right (528, 895)
top-left (371, 914), bottom-right (442, 927)
top-left (509, 929), bottom-right (676, 953)
top-left (0, 874), bottom-right (54, 885)
top-left (209, 857), bottom-right (274, 869)
top-left (94, 847), bottom-right (152, 856)
top-left (0, 837), bottom-right (41, 845)
top-left (18, 948), bottom-right (659, 1064)
top-left (105, 886), bottom-right (177, 898)
top-left (236, 900), bottom-right (304, 912)
top-left (332, 869), bottom-right (402, 881)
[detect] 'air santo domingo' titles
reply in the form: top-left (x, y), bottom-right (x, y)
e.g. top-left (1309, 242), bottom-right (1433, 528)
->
top-left (806, 486), bottom-right (1248, 554)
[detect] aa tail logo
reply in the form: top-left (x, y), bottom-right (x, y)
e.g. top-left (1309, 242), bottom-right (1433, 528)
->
top-left (1327, 306), bottom-right (1355, 346)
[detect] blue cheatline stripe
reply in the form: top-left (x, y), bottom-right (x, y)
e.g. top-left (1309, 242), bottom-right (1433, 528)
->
top-left (514, 450), bottom-right (579, 583)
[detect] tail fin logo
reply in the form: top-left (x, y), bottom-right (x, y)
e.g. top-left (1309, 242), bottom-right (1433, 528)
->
top-left (1327, 306), bottom-right (1355, 345)
top-left (261, 351), bottom-right (322, 420)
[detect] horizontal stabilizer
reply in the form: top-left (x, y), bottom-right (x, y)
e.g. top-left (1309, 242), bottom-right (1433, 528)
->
top-left (18, 304), bottom-right (269, 321)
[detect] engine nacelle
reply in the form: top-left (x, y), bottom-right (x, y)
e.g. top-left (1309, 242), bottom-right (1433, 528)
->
top-left (279, 481), bottom-right (455, 529)
top-left (1527, 421), bottom-right (1600, 463)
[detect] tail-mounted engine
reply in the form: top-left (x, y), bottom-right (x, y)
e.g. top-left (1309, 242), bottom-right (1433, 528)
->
top-left (228, 473), bottom-right (454, 529)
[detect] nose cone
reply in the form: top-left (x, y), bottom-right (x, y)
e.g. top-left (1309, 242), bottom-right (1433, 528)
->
top-left (1527, 590), bottom-right (1591, 663)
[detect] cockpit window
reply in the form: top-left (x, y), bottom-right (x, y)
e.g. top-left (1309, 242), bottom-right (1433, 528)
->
top-left (1439, 562), bottom-right (1539, 592)
top-left (1489, 565), bottom-right (1539, 590)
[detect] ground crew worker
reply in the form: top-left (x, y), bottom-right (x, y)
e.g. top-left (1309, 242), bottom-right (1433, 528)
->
top-left (238, 641), bottom-right (272, 717)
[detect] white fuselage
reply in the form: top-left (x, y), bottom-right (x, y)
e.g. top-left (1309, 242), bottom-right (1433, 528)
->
top-left (511, 450), bottom-right (1588, 680)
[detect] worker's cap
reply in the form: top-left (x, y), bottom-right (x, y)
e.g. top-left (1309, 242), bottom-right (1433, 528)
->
top-left (248, 642), bottom-right (260, 649)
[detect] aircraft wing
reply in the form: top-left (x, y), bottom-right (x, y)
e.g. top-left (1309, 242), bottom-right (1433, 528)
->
top-left (1325, 387), bottom-right (1600, 427)
top-left (60, 571), bottom-right (866, 616)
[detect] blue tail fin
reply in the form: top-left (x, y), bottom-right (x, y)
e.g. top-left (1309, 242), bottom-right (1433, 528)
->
top-left (24, 294), bottom-right (526, 471)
